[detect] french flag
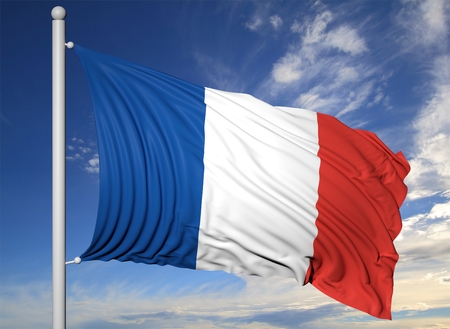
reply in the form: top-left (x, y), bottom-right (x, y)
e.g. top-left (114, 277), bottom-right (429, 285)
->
top-left (75, 45), bottom-right (409, 319)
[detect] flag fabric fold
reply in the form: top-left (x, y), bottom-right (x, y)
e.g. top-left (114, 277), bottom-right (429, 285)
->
top-left (75, 45), bottom-right (409, 319)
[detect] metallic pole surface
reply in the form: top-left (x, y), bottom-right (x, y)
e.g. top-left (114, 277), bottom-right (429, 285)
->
top-left (52, 6), bottom-right (66, 329)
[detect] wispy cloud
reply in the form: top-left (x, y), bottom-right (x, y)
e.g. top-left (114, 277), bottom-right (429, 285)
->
top-left (244, 4), bottom-right (284, 33)
top-left (396, 0), bottom-right (449, 50)
top-left (65, 275), bottom-right (345, 328)
top-left (4, 271), bottom-right (450, 328)
top-left (269, 15), bottom-right (283, 30)
top-left (251, 0), bottom-right (449, 198)
top-left (401, 6), bottom-right (450, 200)
top-left (254, 5), bottom-right (385, 118)
top-left (273, 9), bottom-right (368, 72)
top-left (301, 10), bottom-right (333, 46)
top-left (393, 198), bottom-right (450, 318)
top-left (245, 16), bottom-right (263, 32)
top-left (193, 52), bottom-right (246, 92)
top-left (323, 25), bottom-right (368, 55)
top-left (396, 198), bottom-right (450, 261)
top-left (0, 281), bottom-right (52, 328)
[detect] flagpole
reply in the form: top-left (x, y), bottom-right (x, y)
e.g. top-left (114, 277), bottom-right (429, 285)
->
top-left (52, 6), bottom-right (67, 329)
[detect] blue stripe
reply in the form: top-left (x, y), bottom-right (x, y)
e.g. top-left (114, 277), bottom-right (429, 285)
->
top-left (76, 45), bottom-right (206, 269)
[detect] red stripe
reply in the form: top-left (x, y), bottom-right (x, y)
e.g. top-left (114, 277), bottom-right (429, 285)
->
top-left (305, 113), bottom-right (410, 319)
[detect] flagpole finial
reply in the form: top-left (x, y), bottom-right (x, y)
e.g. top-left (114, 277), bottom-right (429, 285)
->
top-left (51, 6), bottom-right (66, 20)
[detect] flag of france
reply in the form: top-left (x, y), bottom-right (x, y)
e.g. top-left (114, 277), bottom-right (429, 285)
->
top-left (75, 45), bottom-right (409, 319)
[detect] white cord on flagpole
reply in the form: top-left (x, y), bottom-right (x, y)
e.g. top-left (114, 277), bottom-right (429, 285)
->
top-left (52, 6), bottom-right (67, 329)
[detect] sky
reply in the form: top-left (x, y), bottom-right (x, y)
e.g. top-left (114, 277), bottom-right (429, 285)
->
top-left (1, 0), bottom-right (450, 328)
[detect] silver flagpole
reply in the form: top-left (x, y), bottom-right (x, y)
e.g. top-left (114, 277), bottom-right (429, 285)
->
top-left (52, 6), bottom-right (68, 329)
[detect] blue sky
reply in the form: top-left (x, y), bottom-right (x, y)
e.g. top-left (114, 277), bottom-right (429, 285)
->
top-left (1, 0), bottom-right (450, 328)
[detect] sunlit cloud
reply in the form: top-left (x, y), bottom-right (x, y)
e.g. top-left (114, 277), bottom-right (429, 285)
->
top-left (72, 274), bottom-right (328, 327)
top-left (396, 199), bottom-right (450, 264)
top-left (4, 271), bottom-right (450, 328)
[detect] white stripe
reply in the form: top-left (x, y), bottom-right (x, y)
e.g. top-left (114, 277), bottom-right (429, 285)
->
top-left (196, 88), bottom-right (320, 282)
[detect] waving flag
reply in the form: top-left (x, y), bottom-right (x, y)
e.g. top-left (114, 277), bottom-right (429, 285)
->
top-left (75, 45), bottom-right (409, 319)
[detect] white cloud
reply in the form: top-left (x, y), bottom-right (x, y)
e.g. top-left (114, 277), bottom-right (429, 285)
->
top-left (66, 154), bottom-right (82, 161)
top-left (271, 53), bottom-right (302, 83)
top-left (66, 138), bottom-right (99, 174)
top-left (405, 60), bottom-right (450, 199)
top-left (396, 0), bottom-right (449, 50)
top-left (398, 197), bottom-right (450, 234)
top-left (426, 219), bottom-right (450, 240)
top-left (5, 268), bottom-right (450, 328)
top-left (84, 154), bottom-right (99, 174)
top-left (370, 92), bottom-right (384, 106)
top-left (245, 16), bottom-right (263, 31)
top-left (335, 67), bottom-right (359, 85)
top-left (303, 10), bottom-right (333, 45)
top-left (297, 93), bottom-right (321, 109)
top-left (296, 92), bottom-right (338, 112)
top-left (65, 274), bottom-right (344, 328)
top-left (71, 137), bottom-right (84, 144)
top-left (428, 200), bottom-right (450, 219)
top-left (269, 15), bottom-right (282, 30)
top-left (395, 200), bottom-right (450, 261)
top-left (324, 25), bottom-right (368, 55)
top-left (396, 1), bottom-right (450, 200)
top-left (79, 146), bottom-right (92, 154)
top-left (0, 281), bottom-right (52, 328)
top-left (392, 199), bottom-right (450, 317)
top-left (421, 0), bottom-right (448, 33)
top-left (264, 6), bottom-right (379, 116)
top-left (271, 10), bottom-right (330, 82)
top-left (337, 80), bottom-right (374, 116)
top-left (272, 11), bottom-right (332, 84)
top-left (290, 20), bottom-right (302, 34)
